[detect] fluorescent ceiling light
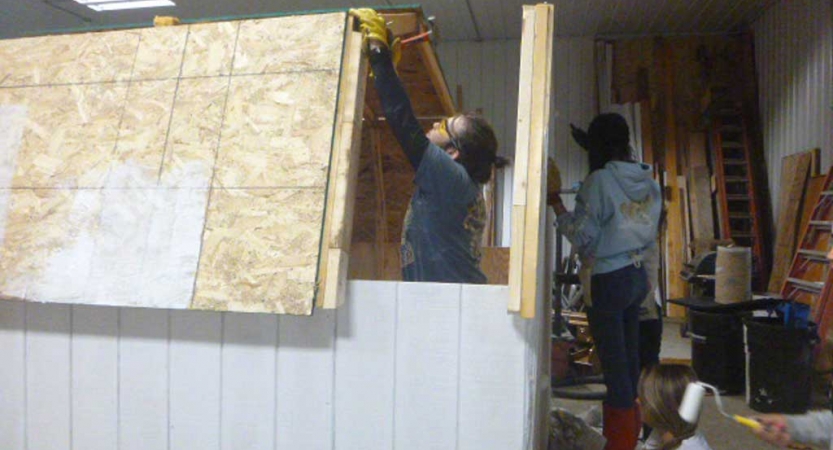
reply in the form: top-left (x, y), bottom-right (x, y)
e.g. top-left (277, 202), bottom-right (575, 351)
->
top-left (77, 0), bottom-right (175, 11)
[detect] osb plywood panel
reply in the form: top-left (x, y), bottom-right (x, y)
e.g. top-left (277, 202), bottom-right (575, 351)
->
top-left (181, 22), bottom-right (238, 78)
top-left (9, 84), bottom-right (126, 188)
top-left (0, 32), bottom-right (140, 87)
top-left (0, 11), bottom-right (348, 314)
top-left (234, 14), bottom-right (344, 75)
top-left (192, 188), bottom-right (325, 314)
top-left (134, 27), bottom-right (189, 80)
top-left (159, 77), bottom-right (229, 188)
top-left (214, 72), bottom-right (338, 189)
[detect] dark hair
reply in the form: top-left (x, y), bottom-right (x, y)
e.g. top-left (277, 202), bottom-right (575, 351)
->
top-left (579, 113), bottom-right (635, 172)
top-left (454, 112), bottom-right (508, 184)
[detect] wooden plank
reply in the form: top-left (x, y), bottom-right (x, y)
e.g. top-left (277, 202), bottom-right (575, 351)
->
top-left (799, 175), bottom-right (826, 238)
top-left (119, 308), bottom-right (169, 450)
top-left (221, 313), bottom-right (278, 450)
top-left (458, 284), bottom-right (525, 450)
top-left (520, 4), bottom-right (554, 319)
top-left (657, 38), bottom-right (688, 316)
top-left (810, 148), bottom-right (822, 176)
top-left (508, 6), bottom-right (536, 312)
top-left (415, 40), bottom-right (456, 116)
top-left (679, 175), bottom-right (692, 261)
top-left (169, 311), bottom-right (221, 450)
top-left (686, 131), bottom-right (714, 250)
top-left (372, 127), bottom-right (388, 275)
top-left (319, 19), bottom-right (369, 309)
top-left (26, 304), bottom-right (71, 450)
top-left (689, 165), bottom-right (715, 245)
top-left (0, 301), bottom-right (25, 450)
top-left (276, 310), bottom-right (336, 450)
top-left (380, 12), bottom-right (421, 38)
top-left (334, 281), bottom-right (397, 450)
top-left (687, 131), bottom-right (708, 168)
top-left (71, 306), bottom-right (118, 450)
top-left (768, 151), bottom-right (814, 293)
top-left (394, 282), bottom-right (461, 450)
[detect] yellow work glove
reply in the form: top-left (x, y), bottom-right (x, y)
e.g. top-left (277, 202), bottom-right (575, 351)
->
top-left (349, 8), bottom-right (402, 71)
top-left (546, 156), bottom-right (562, 206)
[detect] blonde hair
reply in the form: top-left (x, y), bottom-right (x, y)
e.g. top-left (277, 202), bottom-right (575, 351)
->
top-left (637, 364), bottom-right (699, 450)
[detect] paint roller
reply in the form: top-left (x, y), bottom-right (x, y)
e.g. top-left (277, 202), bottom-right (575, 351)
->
top-left (678, 382), bottom-right (762, 431)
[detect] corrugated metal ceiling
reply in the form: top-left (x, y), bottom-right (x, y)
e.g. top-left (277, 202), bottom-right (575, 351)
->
top-left (0, 0), bottom-right (780, 41)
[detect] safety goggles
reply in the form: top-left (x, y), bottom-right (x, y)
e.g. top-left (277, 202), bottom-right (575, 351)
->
top-left (439, 117), bottom-right (465, 153)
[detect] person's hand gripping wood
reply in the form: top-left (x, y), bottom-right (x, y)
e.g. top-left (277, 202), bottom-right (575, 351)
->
top-left (349, 8), bottom-right (402, 71)
top-left (547, 157), bottom-right (566, 214)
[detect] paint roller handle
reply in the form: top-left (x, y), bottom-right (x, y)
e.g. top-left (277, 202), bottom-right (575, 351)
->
top-left (733, 415), bottom-right (762, 430)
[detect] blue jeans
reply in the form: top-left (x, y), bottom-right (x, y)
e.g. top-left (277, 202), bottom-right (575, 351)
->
top-left (587, 264), bottom-right (648, 408)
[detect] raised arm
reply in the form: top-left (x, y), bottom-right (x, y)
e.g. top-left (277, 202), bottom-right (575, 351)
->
top-left (351, 8), bottom-right (430, 169)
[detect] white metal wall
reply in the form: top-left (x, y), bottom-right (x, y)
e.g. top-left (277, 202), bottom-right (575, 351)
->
top-left (753, 0), bottom-right (833, 219)
top-left (437, 38), bottom-right (595, 186)
top-left (0, 281), bottom-right (540, 450)
top-left (437, 38), bottom-right (596, 245)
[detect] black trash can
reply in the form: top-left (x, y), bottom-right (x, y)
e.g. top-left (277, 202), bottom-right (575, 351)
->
top-left (689, 309), bottom-right (747, 394)
top-left (744, 317), bottom-right (818, 413)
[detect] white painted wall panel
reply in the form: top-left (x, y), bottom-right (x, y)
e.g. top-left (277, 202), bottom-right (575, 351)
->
top-left (334, 281), bottom-right (398, 450)
top-left (169, 310), bottom-right (222, 450)
top-left (118, 309), bottom-right (169, 450)
top-left (458, 284), bottom-right (525, 450)
top-left (26, 303), bottom-right (71, 450)
top-left (220, 313), bottom-right (278, 450)
top-left (276, 310), bottom-right (336, 450)
top-left (0, 281), bottom-right (545, 450)
top-left (753, 0), bottom-right (833, 220)
top-left (394, 282), bottom-right (461, 450)
top-left (71, 306), bottom-right (118, 450)
top-left (0, 301), bottom-right (25, 450)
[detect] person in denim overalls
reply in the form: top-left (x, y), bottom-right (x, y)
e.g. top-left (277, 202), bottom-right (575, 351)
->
top-left (550, 113), bottom-right (662, 450)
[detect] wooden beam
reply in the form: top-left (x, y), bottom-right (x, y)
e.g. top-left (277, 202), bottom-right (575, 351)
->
top-left (768, 151), bottom-right (814, 293)
top-left (519, 4), bottom-right (554, 319)
top-left (372, 128), bottom-right (388, 277)
top-left (317, 18), bottom-right (369, 309)
top-left (380, 12), bottom-right (421, 38)
top-left (508, 5), bottom-right (537, 313)
top-left (656, 38), bottom-right (688, 317)
top-left (415, 40), bottom-right (456, 115)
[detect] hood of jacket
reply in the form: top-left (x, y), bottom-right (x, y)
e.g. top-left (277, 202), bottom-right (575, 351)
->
top-left (605, 160), bottom-right (654, 202)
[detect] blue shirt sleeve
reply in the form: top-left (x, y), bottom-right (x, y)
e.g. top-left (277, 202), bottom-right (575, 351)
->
top-left (555, 173), bottom-right (605, 261)
top-left (369, 47), bottom-right (431, 170)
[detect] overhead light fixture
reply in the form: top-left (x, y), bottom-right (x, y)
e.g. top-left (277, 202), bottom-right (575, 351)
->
top-left (74, 0), bottom-right (175, 11)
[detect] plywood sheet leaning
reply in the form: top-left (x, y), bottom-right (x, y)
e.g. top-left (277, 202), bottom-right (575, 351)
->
top-left (509, 4), bottom-right (555, 318)
top-left (767, 149), bottom-right (816, 293)
top-left (0, 12), bottom-right (361, 315)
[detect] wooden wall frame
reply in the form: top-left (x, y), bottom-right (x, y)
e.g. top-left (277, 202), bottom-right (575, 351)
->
top-left (509, 4), bottom-right (555, 319)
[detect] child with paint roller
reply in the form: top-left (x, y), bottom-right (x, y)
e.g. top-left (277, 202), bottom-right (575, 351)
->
top-left (639, 364), bottom-right (715, 450)
top-left (349, 8), bottom-right (509, 284)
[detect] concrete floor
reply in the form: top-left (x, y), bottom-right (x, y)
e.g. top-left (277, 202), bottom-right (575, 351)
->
top-left (553, 317), bottom-right (823, 450)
